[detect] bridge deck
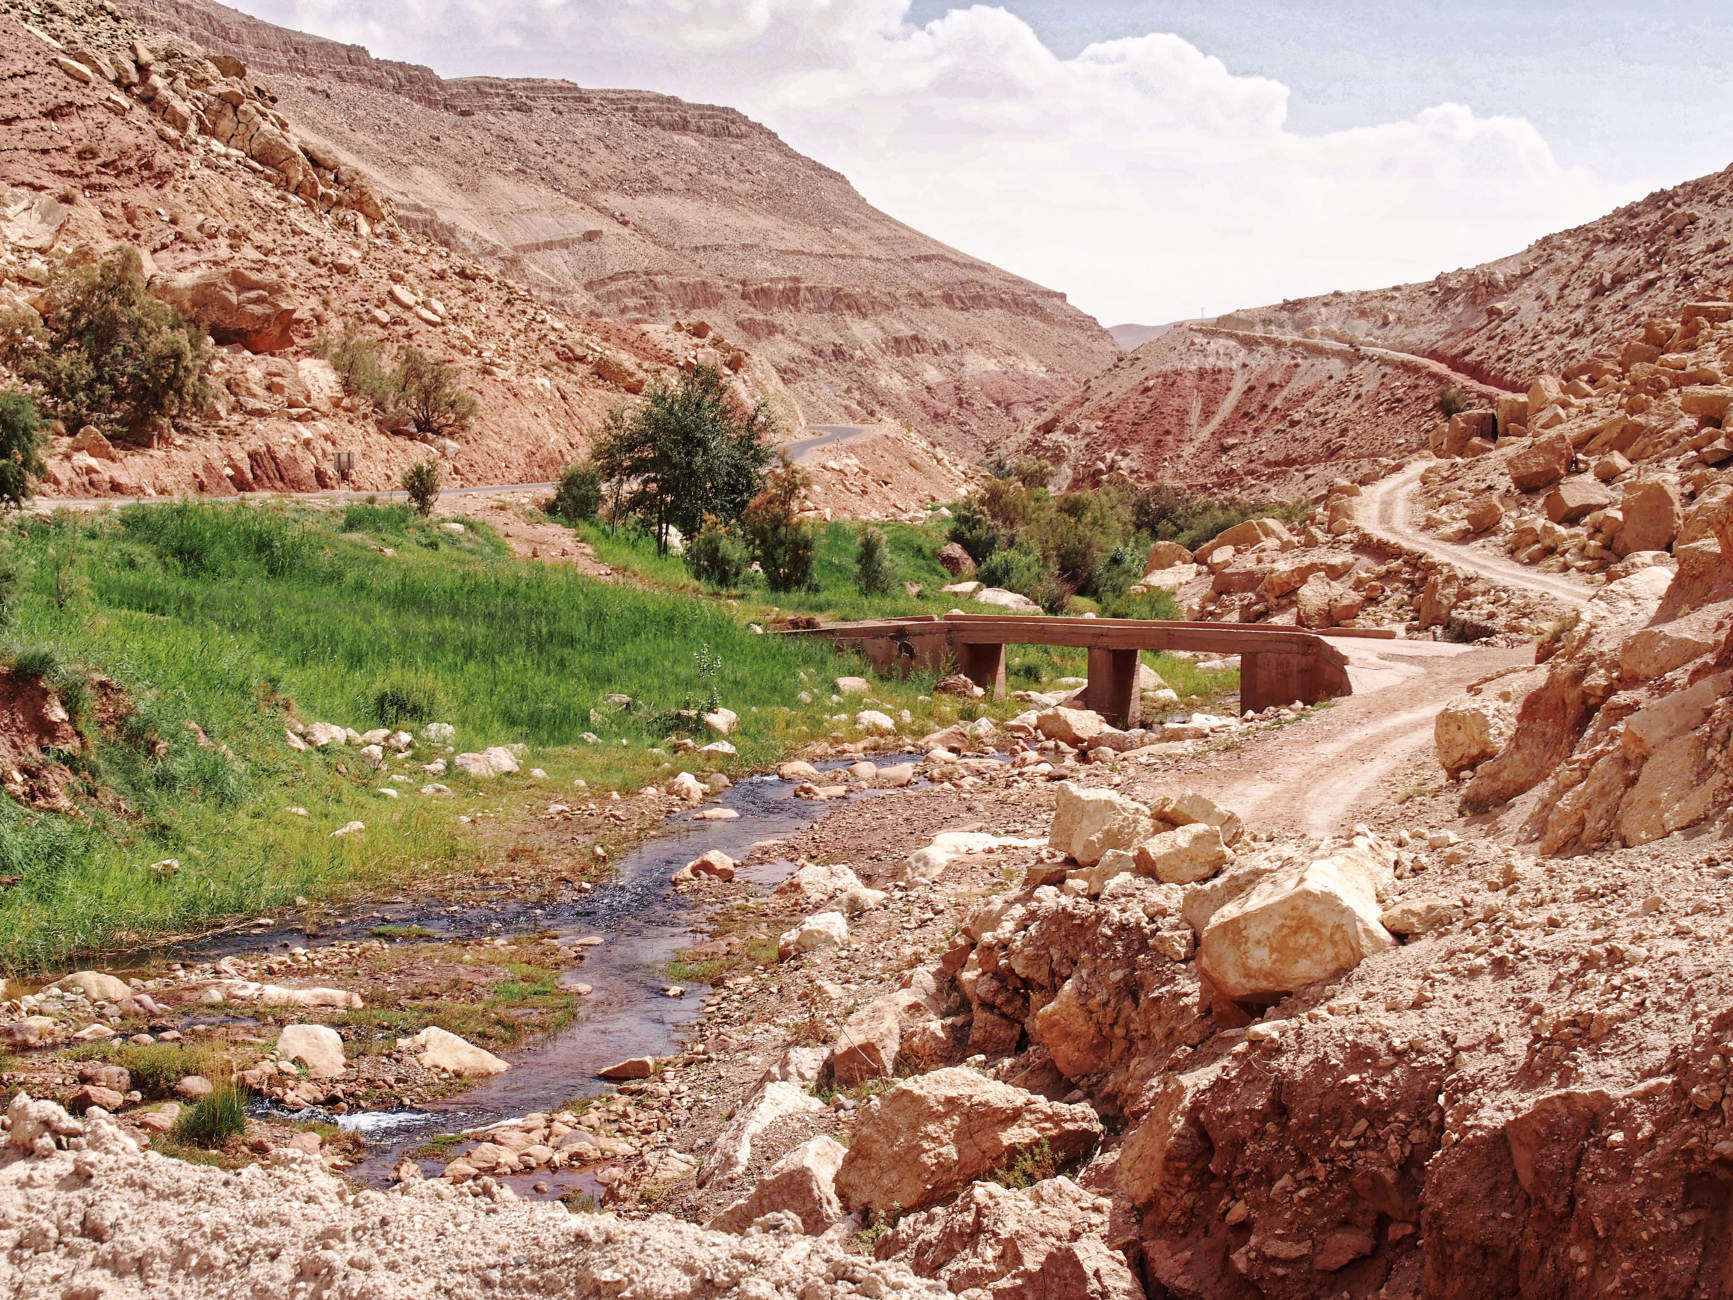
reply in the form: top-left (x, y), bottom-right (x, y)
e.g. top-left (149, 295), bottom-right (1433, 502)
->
top-left (778, 614), bottom-right (1365, 725)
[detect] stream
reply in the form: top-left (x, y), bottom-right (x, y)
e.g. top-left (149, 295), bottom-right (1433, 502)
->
top-left (202, 760), bottom-right (928, 1194)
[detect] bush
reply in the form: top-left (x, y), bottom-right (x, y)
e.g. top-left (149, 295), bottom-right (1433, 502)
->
top-left (368, 671), bottom-right (446, 727)
top-left (392, 346), bottom-right (477, 440)
top-left (1437, 385), bottom-right (1471, 418)
top-left (685, 516), bottom-right (750, 588)
top-left (742, 455), bottom-right (817, 592)
top-left (549, 461), bottom-right (602, 523)
top-left (320, 329), bottom-right (476, 440)
top-left (1130, 485), bottom-right (1310, 553)
top-left (402, 458), bottom-right (442, 516)
top-left (854, 526), bottom-right (895, 595)
top-left (947, 496), bottom-right (1010, 565)
top-left (1089, 542), bottom-right (1146, 608)
top-left (2, 247), bottom-right (210, 440)
top-left (593, 364), bottom-right (775, 553)
top-left (172, 1081), bottom-right (248, 1148)
top-left (977, 543), bottom-right (1049, 597)
top-left (0, 391), bottom-right (44, 508)
top-left (1103, 587), bottom-right (1181, 621)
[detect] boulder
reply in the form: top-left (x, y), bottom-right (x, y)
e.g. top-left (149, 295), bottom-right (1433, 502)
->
top-left (1462, 493), bottom-right (1504, 534)
top-left (855, 710), bottom-right (896, 734)
top-left (975, 587), bottom-right (1041, 614)
top-left (154, 267), bottom-right (298, 353)
top-left (828, 998), bottom-right (904, 1088)
top-left (773, 861), bottom-right (863, 905)
top-left (1133, 823), bottom-right (1230, 884)
top-left (899, 831), bottom-right (1041, 883)
top-left (1144, 540), bottom-right (1194, 573)
top-left (1048, 783), bottom-right (1152, 866)
top-left (701, 1080), bottom-right (826, 1187)
top-left (666, 771), bottom-right (705, 802)
top-left (1435, 697), bottom-right (1516, 776)
top-left (835, 1067), bottom-right (1103, 1214)
top-left (52, 971), bottom-right (131, 1002)
top-left (454, 747), bottom-right (521, 778)
top-left (1035, 706), bottom-right (1109, 747)
top-left (708, 1136), bottom-right (846, 1235)
top-left (1295, 573), bottom-right (1360, 629)
top-left (1507, 434), bottom-right (1572, 492)
top-left (1544, 478), bottom-right (1613, 525)
top-left (1495, 393), bottom-right (1530, 436)
top-left (1614, 479), bottom-right (1682, 556)
top-left (67, 1084), bottom-right (125, 1116)
top-left (1149, 790), bottom-right (1245, 845)
top-left (277, 1023), bottom-right (345, 1078)
top-left (397, 1026), bottom-right (509, 1076)
top-left (1196, 841), bottom-right (1396, 1002)
top-left (877, 1176), bottom-right (1142, 1300)
top-left (777, 911), bottom-right (848, 960)
top-left (834, 676), bottom-right (872, 695)
top-left (936, 542), bottom-right (977, 577)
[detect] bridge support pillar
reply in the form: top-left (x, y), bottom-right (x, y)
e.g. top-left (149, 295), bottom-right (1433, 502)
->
top-left (1082, 648), bottom-right (1141, 729)
top-left (1240, 650), bottom-right (1313, 713)
top-left (957, 642), bottom-right (1007, 699)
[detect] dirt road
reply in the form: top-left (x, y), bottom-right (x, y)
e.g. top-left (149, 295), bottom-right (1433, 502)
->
top-left (1356, 459), bottom-right (1595, 609)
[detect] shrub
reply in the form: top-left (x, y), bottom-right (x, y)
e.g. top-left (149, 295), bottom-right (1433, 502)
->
top-left (854, 526), bottom-right (894, 595)
top-left (392, 346), bottom-right (477, 440)
top-left (977, 543), bottom-right (1049, 598)
top-left (402, 458), bottom-right (442, 516)
top-left (1437, 385), bottom-right (1471, 418)
top-left (947, 496), bottom-right (1010, 564)
top-left (1089, 541), bottom-right (1147, 607)
top-left (2, 247), bottom-right (210, 440)
top-left (742, 455), bottom-right (817, 592)
top-left (320, 326), bottom-right (394, 408)
top-left (368, 671), bottom-right (445, 727)
top-left (0, 391), bottom-right (44, 508)
top-left (593, 364), bottom-right (775, 552)
top-left (549, 460), bottom-right (603, 523)
top-left (172, 1080), bottom-right (248, 1148)
top-left (685, 516), bottom-right (750, 588)
top-left (1104, 587), bottom-right (1181, 621)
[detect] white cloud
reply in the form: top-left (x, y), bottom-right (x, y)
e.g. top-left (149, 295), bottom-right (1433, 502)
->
top-left (251, 0), bottom-right (1632, 323)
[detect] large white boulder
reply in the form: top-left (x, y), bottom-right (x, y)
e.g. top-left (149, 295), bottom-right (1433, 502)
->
top-left (1196, 841), bottom-right (1396, 1001)
top-left (51, 972), bottom-right (131, 1002)
top-left (277, 1024), bottom-right (345, 1078)
top-left (778, 911), bottom-right (848, 960)
top-left (708, 1136), bottom-right (847, 1235)
top-left (1133, 823), bottom-right (1230, 884)
top-left (974, 587), bottom-right (1041, 613)
top-left (700, 1080), bottom-right (827, 1187)
top-left (397, 1026), bottom-right (510, 1076)
top-left (453, 747), bottom-right (520, 778)
top-left (1049, 783), bottom-right (1152, 866)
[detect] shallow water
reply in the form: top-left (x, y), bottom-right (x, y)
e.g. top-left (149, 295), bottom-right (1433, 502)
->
top-left (235, 759), bottom-right (926, 1190)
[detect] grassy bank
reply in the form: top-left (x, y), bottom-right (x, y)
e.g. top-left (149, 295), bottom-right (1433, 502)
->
top-left (0, 502), bottom-right (973, 972)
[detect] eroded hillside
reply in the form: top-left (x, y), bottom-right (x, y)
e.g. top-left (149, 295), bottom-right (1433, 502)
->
top-left (124, 0), bottom-right (1118, 452)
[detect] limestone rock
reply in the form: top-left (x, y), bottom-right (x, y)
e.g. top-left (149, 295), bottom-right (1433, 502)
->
top-left (1197, 841), bottom-right (1396, 1001)
top-left (835, 1067), bottom-right (1102, 1214)
top-left (701, 1080), bottom-right (826, 1187)
top-left (1035, 706), bottom-right (1109, 747)
top-left (975, 587), bottom-right (1041, 613)
top-left (398, 1026), bottom-right (509, 1076)
top-left (154, 267), bottom-right (298, 353)
top-left (1049, 782), bottom-right (1152, 866)
top-left (877, 1176), bottom-right (1142, 1300)
top-left (276, 1023), bottom-right (345, 1078)
top-left (778, 911), bottom-right (848, 960)
top-left (1134, 823), bottom-right (1230, 884)
top-left (1544, 478), bottom-right (1613, 525)
top-left (1144, 540), bottom-right (1194, 572)
top-left (52, 971), bottom-right (131, 1002)
top-left (708, 1136), bottom-right (846, 1235)
top-left (1614, 478), bottom-right (1682, 556)
top-left (454, 747), bottom-right (521, 778)
top-left (1507, 434), bottom-right (1572, 492)
top-left (1435, 697), bottom-right (1517, 776)
top-left (937, 542), bottom-right (977, 577)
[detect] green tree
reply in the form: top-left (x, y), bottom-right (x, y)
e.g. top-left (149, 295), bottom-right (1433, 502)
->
top-left (593, 364), bottom-right (775, 553)
top-left (3, 247), bottom-right (209, 440)
top-left (853, 525), bottom-right (895, 595)
top-left (401, 458), bottom-right (442, 516)
top-left (0, 391), bottom-right (45, 509)
top-left (390, 346), bottom-right (477, 439)
top-left (742, 454), bottom-right (816, 592)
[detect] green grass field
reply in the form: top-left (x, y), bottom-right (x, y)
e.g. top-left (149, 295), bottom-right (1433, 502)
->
top-left (0, 503), bottom-right (976, 971)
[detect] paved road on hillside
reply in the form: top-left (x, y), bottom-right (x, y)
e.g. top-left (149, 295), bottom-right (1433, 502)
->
top-left (780, 424), bottom-right (874, 464)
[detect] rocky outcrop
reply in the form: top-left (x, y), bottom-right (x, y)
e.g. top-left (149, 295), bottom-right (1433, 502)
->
top-left (834, 1068), bottom-right (1102, 1215)
top-left (154, 266), bottom-right (299, 352)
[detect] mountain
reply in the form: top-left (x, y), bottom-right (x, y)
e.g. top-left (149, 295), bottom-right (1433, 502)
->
top-left (122, 0), bottom-right (1118, 453)
top-left (1028, 164), bottom-right (1733, 495)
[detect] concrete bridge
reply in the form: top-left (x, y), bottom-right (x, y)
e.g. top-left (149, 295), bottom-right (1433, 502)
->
top-left (779, 614), bottom-right (1371, 727)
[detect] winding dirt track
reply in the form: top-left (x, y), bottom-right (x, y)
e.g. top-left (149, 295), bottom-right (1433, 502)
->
top-left (1355, 460), bottom-right (1596, 609)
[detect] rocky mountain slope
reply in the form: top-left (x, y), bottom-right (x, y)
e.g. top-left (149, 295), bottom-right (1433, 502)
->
top-left (1028, 162), bottom-right (1733, 497)
top-left (123, 0), bottom-right (1117, 453)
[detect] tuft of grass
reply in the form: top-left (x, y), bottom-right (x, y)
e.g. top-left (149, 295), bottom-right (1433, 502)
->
top-left (988, 1138), bottom-right (1068, 1190)
top-left (171, 1081), bottom-right (248, 1148)
top-left (68, 1040), bottom-right (226, 1099)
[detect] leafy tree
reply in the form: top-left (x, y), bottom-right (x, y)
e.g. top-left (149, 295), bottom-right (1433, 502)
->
top-left (548, 460), bottom-right (602, 523)
top-left (401, 458), bottom-right (442, 516)
top-left (0, 391), bottom-right (45, 509)
top-left (593, 364), bottom-right (775, 553)
top-left (742, 454), bottom-right (816, 592)
top-left (686, 515), bottom-right (750, 588)
top-left (2, 246), bottom-right (209, 440)
top-left (854, 525), bottom-right (895, 595)
top-left (391, 346), bottom-right (476, 439)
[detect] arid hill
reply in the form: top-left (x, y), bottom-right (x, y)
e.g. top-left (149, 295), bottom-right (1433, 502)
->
top-left (1027, 164), bottom-right (1733, 494)
top-left (123, 0), bottom-right (1117, 453)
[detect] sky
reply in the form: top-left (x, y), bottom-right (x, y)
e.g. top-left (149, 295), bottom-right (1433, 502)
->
top-left (223, 0), bottom-right (1733, 325)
